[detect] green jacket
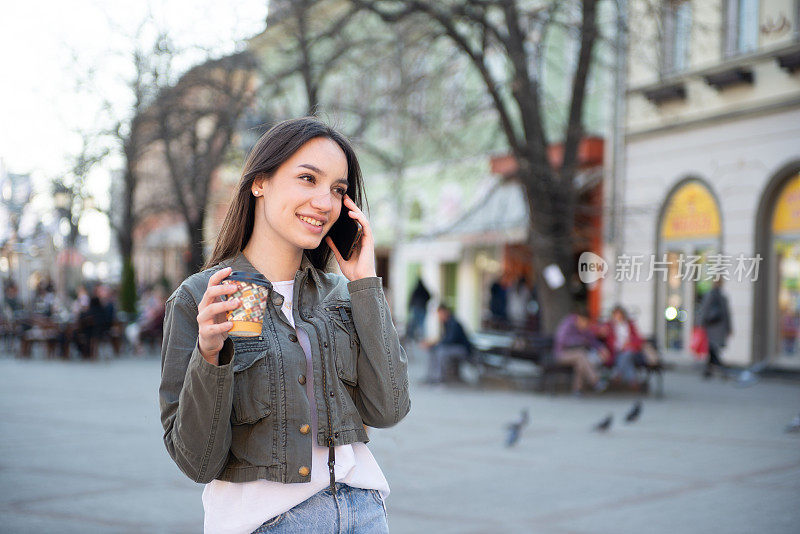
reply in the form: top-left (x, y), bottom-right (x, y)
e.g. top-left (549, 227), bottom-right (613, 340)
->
top-left (158, 251), bottom-right (411, 484)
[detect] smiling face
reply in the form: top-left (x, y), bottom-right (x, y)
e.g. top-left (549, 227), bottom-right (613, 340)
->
top-left (252, 137), bottom-right (349, 253)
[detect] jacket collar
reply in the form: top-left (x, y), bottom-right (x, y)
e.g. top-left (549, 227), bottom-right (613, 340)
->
top-left (222, 250), bottom-right (322, 287)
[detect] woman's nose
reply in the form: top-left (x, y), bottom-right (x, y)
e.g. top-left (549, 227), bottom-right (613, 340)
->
top-left (310, 190), bottom-right (334, 210)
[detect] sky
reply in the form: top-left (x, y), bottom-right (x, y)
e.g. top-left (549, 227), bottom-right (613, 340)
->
top-left (0, 0), bottom-right (267, 255)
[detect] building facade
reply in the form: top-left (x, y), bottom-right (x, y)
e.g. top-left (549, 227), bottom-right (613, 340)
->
top-left (607, 0), bottom-right (800, 368)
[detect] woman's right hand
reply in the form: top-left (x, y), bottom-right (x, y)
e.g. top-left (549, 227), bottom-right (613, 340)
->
top-left (197, 267), bottom-right (239, 365)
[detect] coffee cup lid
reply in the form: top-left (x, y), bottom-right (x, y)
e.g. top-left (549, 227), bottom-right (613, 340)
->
top-left (225, 271), bottom-right (270, 287)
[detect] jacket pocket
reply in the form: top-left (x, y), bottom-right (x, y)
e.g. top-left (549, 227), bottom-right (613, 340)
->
top-left (229, 336), bottom-right (278, 466)
top-left (325, 303), bottom-right (359, 386)
top-left (231, 337), bottom-right (272, 425)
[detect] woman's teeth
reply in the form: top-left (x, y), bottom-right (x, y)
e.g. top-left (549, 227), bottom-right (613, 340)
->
top-left (298, 215), bottom-right (323, 226)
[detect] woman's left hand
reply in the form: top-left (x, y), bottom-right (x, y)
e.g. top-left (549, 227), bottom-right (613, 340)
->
top-left (326, 194), bottom-right (377, 281)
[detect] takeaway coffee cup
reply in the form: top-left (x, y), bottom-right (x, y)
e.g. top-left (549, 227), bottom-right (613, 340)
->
top-left (221, 271), bottom-right (270, 337)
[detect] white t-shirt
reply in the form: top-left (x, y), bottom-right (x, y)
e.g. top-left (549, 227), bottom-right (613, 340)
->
top-left (202, 280), bottom-right (389, 534)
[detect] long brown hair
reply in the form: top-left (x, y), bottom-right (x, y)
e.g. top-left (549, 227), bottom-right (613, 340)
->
top-left (204, 117), bottom-right (367, 271)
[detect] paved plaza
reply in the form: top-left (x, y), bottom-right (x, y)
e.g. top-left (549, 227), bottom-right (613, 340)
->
top-left (0, 346), bottom-right (798, 533)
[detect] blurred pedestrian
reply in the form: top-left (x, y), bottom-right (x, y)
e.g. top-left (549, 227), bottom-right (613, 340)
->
top-left (1, 281), bottom-right (24, 350)
top-left (405, 278), bottom-right (430, 342)
top-left (699, 278), bottom-right (732, 379)
top-left (71, 285), bottom-right (89, 317)
top-left (554, 306), bottom-right (610, 396)
top-left (488, 276), bottom-right (509, 328)
top-left (93, 284), bottom-right (116, 336)
top-left (421, 304), bottom-right (473, 384)
top-left (126, 286), bottom-right (166, 353)
top-left (32, 280), bottom-right (56, 317)
top-left (507, 276), bottom-right (531, 330)
top-left (2, 281), bottom-right (23, 321)
top-left (158, 117), bottom-right (408, 533)
top-left (75, 294), bottom-right (104, 359)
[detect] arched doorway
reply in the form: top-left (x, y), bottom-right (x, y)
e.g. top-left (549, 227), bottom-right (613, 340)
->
top-left (655, 179), bottom-right (723, 354)
top-left (753, 162), bottom-right (800, 369)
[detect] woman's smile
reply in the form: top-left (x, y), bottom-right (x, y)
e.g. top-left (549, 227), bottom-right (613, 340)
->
top-left (297, 213), bottom-right (325, 233)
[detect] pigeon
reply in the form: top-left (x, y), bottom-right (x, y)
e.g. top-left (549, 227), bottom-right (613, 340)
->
top-left (624, 401), bottom-right (642, 423)
top-left (785, 413), bottom-right (800, 433)
top-left (593, 414), bottom-right (613, 432)
top-left (505, 409), bottom-right (530, 447)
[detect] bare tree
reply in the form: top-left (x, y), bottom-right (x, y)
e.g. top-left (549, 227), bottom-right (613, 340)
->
top-left (351, 0), bottom-right (604, 333)
top-left (146, 47), bottom-right (259, 274)
top-left (70, 19), bottom-right (170, 314)
top-left (104, 32), bottom-right (168, 313)
top-left (252, 0), bottom-right (497, 250)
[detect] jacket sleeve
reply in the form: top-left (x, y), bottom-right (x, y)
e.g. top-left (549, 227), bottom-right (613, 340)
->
top-left (722, 295), bottom-right (732, 336)
top-left (629, 321), bottom-right (644, 352)
top-left (347, 276), bottom-right (411, 428)
top-left (700, 291), bottom-right (722, 326)
top-left (158, 289), bottom-right (235, 483)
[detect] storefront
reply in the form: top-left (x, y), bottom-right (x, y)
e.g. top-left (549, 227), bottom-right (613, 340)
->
top-left (656, 179), bottom-right (722, 354)
top-left (754, 162), bottom-right (800, 370)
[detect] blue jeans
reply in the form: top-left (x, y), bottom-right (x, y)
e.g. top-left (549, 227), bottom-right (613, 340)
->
top-left (612, 350), bottom-right (644, 384)
top-left (252, 483), bottom-right (389, 533)
top-left (427, 343), bottom-right (469, 383)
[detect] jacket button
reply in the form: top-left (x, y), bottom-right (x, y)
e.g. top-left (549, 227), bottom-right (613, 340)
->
top-left (300, 424), bottom-right (310, 434)
top-left (272, 294), bottom-right (284, 306)
top-left (298, 374), bottom-right (306, 385)
top-left (299, 466), bottom-right (310, 477)
top-left (288, 333), bottom-right (298, 342)
top-left (323, 341), bottom-right (328, 348)
top-left (330, 391), bottom-right (335, 397)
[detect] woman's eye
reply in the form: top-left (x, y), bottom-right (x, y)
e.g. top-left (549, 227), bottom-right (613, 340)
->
top-left (300, 174), bottom-right (315, 183)
top-left (334, 187), bottom-right (346, 196)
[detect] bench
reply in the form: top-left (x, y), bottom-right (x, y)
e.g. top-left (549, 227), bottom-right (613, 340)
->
top-left (467, 330), bottom-right (554, 389)
top-left (468, 330), bottom-right (666, 397)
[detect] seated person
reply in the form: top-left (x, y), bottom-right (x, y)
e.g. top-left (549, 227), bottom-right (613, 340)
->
top-left (554, 306), bottom-right (610, 395)
top-left (601, 304), bottom-right (650, 390)
top-left (127, 286), bottom-right (167, 353)
top-left (421, 304), bottom-right (473, 384)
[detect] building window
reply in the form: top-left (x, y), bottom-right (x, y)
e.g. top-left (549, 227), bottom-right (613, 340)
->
top-left (661, 0), bottom-right (692, 76)
top-left (724, 0), bottom-right (760, 57)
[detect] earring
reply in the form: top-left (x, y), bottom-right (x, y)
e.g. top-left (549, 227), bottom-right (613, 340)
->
top-left (253, 191), bottom-right (259, 196)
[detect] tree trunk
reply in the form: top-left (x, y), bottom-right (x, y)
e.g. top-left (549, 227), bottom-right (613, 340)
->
top-left (535, 268), bottom-right (574, 334)
top-left (115, 162), bottom-right (138, 315)
top-left (523, 176), bottom-right (576, 335)
top-left (119, 258), bottom-right (137, 317)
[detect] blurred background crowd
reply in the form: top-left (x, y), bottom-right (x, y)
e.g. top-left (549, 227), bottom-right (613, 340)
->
top-left (1, 0), bottom-right (799, 379)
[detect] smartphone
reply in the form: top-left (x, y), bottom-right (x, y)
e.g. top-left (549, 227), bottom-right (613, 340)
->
top-left (328, 207), bottom-right (363, 261)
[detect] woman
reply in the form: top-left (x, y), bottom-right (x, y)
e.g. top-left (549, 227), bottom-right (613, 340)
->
top-left (159, 117), bottom-right (411, 533)
top-left (603, 305), bottom-right (648, 390)
top-left (699, 278), bottom-right (732, 379)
